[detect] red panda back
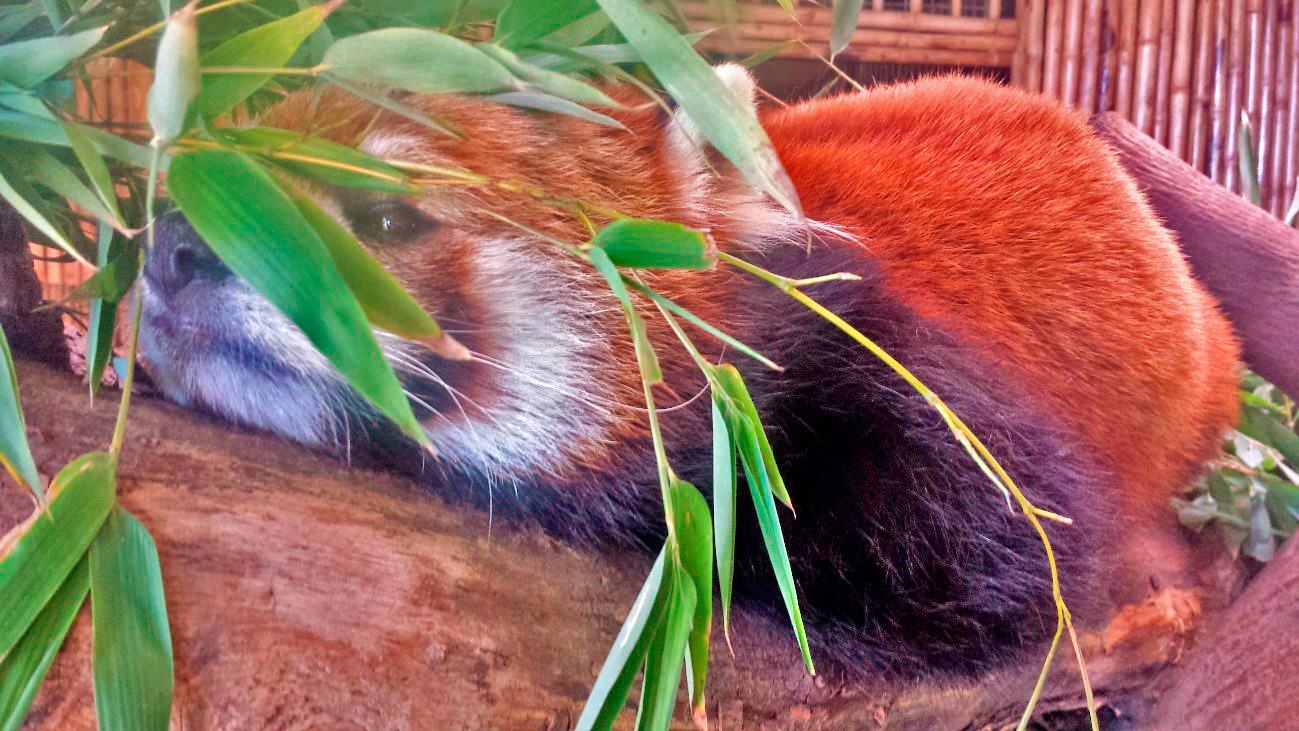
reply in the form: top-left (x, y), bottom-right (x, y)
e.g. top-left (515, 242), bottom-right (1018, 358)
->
top-left (762, 76), bottom-right (1239, 522)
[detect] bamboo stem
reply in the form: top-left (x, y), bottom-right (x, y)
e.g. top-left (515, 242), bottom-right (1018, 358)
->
top-left (1152, 0), bottom-right (1176, 144)
top-left (1079, 0), bottom-right (1104, 112)
top-left (1269, 9), bottom-right (1293, 217)
top-left (1285, 4), bottom-right (1299, 213)
top-left (1062, 0), bottom-right (1086, 106)
top-left (1044, 0), bottom-right (1067, 98)
top-left (1025, 0), bottom-right (1047, 91)
top-left (1167, 0), bottom-right (1196, 158)
top-left (1115, 0), bottom-right (1140, 118)
top-left (1134, 0), bottom-right (1162, 133)
top-left (1225, 0), bottom-right (1247, 190)
top-left (1188, 0), bottom-right (1217, 172)
top-left (1256, 1), bottom-right (1277, 211)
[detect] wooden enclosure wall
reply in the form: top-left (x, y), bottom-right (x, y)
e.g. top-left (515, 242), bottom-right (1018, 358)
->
top-left (1014, 0), bottom-right (1299, 217)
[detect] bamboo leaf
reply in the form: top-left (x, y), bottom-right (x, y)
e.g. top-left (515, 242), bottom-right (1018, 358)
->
top-left (486, 91), bottom-right (625, 128)
top-left (830, 0), bottom-right (864, 57)
top-left (714, 364), bottom-right (791, 509)
top-left (575, 549), bottom-right (669, 731)
top-left (620, 277), bottom-right (782, 371)
top-left (0, 452), bottom-right (115, 660)
top-left (710, 396), bottom-right (737, 643)
top-left (635, 563), bottom-right (694, 731)
top-left (593, 0), bottom-right (803, 216)
top-left (669, 476), bottom-right (712, 714)
top-left (0, 163), bottom-right (89, 266)
top-left (323, 28), bottom-right (520, 94)
top-left (1238, 111), bottom-right (1260, 206)
top-left (147, 2), bottom-right (198, 145)
top-left (588, 246), bottom-right (661, 385)
top-left (13, 143), bottom-right (122, 229)
top-left (61, 120), bottom-right (123, 227)
top-left (90, 507), bottom-right (173, 731)
top-left (190, 5), bottom-right (328, 124)
top-left (477, 42), bottom-right (618, 108)
top-left (494, 0), bottom-right (599, 49)
top-left (0, 26), bottom-right (104, 88)
top-left (293, 194), bottom-right (458, 354)
top-left (0, 557), bottom-right (89, 731)
top-left (0, 323), bottom-right (39, 498)
top-left (219, 126), bottom-right (416, 194)
top-left (84, 223), bottom-right (119, 398)
top-left (68, 229), bottom-right (138, 305)
top-left (165, 147), bottom-right (430, 445)
top-left (593, 218), bottom-right (713, 270)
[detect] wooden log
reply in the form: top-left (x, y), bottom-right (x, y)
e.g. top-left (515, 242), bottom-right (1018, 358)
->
top-left (1079, 0), bottom-right (1104, 112)
top-left (1115, 0), bottom-right (1140, 117)
top-left (1134, 0), bottom-right (1162, 133)
top-left (1188, 0), bottom-right (1217, 172)
top-left (1043, 0), bottom-right (1066, 97)
top-left (1147, 529), bottom-right (1299, 729)
top-left (1062, 0), bottom-right (1086, 105)
top-left (1225, 0), bottom-right (1248, 190)
top-left (1167, 0), bottom-right (1197, 158)
top-left (1092, 112), bottom-right (1299, 401)
top-left (1152, 0), bottom-right (1176, 145)
top-left (1, 360), bottom-right (1221, 730)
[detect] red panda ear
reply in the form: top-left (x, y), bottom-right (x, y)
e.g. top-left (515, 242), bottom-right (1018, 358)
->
top-left (663, 63), bottom-right (759, 189)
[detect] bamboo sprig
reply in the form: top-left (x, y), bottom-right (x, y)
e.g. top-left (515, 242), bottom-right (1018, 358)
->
top-left (717, 250), bottom-right (1098, 731)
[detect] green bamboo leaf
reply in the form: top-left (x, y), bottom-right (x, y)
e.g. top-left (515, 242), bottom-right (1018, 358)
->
top-left (147, 2), bottom-right (198, 145)
top-left (323, 75), bottom-right (462, 138)
top-left (0, 84), bottom-right (54, 120)
top-left (61, 120), bottom-right (123, 227)
top-left (190, 4), bottom-right (330, 124)
top-left (0, 452), bottom-right (116, 660)
top-left (293, 194), bottom-right (460, 355)
top-left (13, 143), bottom-right (122, 229)
top-left (710, 395), bottom-right (737, 643)
top-left (730, 410), bottom-right (814, 675)
top-left (1239, 405), bottom-right (1299, 466)
top-left (714, 364), bottom-right (791, 509)
top-left (575, 549), bottom-right (669, 731)
top-left (323, 28), bottom-right (520, 94)
top-left (84, 224), bottom-right (119, 398)
top-left (477, 43), bottom-right (618, 108)
top-left (635, 564), bottom-right (694, 731)
top-left (830, 0), bottom-right (864, 57)
top-left (593, 219), bottom-right (713, 269)
top-left (620, 277), bottom-right (781, 371)
top-left (0, 323), bottom-right (39, 497)
top-left (669, 476), bottom-right (712, 715)
top-left (0, 113), bottom-right (158, 170)
top-left (486, 91), bottom-right (625, 129)
top-left (524, 32), bottom-right (712, 73)
top-left (0, 4), bottom-right (41, 45)
top-left (0, 557), bottom-right (89, 731)
top-left (0, 26), bottom-right (104, 88)
top-left (1238, 111), bottom-right (1260, 206)
top-left (534, 9), bottom-right (610, 48)
top-left (0, 163), bottom-right (89, 266)
top-left (219, 126), bottom-right (416, 194)
top-left (1262, 473), bottom-right (1299, 536)
top-left (739, 41), bottom-right (795, 69)
top-left (165, 147), bottom-right (430, 445)
top-left (68, 229), bottom-right (138, 306)
top-left (494, 0), bottom-right (598, 49)
top-left (588, 246), bottom-right (661, 385)
top-left (90, 507), bottom-right (173, 731)
top-left (593, 0), bottom-right (802, 216)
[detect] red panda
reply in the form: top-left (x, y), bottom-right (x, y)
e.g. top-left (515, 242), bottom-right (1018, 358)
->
top-left (138, 68), bottom-right (1239, 681)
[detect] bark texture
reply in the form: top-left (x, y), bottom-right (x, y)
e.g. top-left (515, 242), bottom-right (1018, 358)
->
top-left (1, 361), bottom-right (1202, 730)
top-left (0, 201), bottom-right (66, 367)
top-left (1092, 111), bottom-right (1299, 401)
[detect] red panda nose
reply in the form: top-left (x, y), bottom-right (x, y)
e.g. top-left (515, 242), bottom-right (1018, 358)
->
top-left (145, 210), bottom-right (232, 298)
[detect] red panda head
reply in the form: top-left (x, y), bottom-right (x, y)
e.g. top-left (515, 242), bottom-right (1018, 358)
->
top-left (139, 65), bottom-right (794, 480)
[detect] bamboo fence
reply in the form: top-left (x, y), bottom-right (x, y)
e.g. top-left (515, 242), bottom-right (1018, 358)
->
top-left (1015, 0), bottom-right (1299, 216)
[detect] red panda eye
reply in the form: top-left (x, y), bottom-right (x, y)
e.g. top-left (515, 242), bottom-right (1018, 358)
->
top-left (349, 200), bottom-right (437, 243)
